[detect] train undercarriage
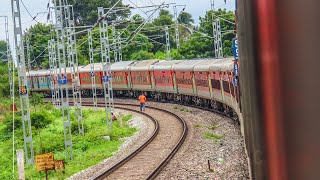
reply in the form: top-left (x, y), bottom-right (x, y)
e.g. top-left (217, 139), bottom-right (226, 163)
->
top-left (36, 88), bottom-right (238, 121)
top-left (53, 89), bottom-right (239, 122)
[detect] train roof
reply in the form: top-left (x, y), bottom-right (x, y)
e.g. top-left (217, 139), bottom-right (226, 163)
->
top-left (193, 59), bottom-right (222, 71)
top-left (209, 58), bottom-right (234, 71)
top-left (111, 61), bottom-right (135, 71)
top-left (28, 69), bottom-right (50, 76)
top-left (173, 60), bottom-right (204, 71)
top-left (220, 58), bottom-right (234, 71)
top-left (130, 60), bottom-right (159, 71)
top-left (64, 67), bottom-right (74, 73)
top-left (153, 60), bottom-right (183, 71)
top-left (81, 63), bottom-right (103, 72)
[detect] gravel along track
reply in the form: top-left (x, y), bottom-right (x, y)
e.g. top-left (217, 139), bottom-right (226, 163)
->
top-left (91, 104), bottom-right (187, 180)
top-left (115, 99), bottom-right (250, 179)
top-left (67, 107), bottom-right (156, 180)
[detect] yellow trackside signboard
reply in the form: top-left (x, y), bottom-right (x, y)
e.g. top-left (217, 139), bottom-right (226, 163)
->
top-left (35, 153), bottom-right (55, 172)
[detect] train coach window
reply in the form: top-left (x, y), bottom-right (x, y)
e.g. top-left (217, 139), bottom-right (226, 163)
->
top-left (113, 76), bottom-right (124, 83)
top-left (222, 81), bottom-right (230, 93)
top-left (211, 79), bottom-right (221, 90)
top-left (155, 76), bottom-right (172, 84)
top-left (176, 78), bottom-right (193, 85)
top-left (196, 79), bottom-right (209, 87)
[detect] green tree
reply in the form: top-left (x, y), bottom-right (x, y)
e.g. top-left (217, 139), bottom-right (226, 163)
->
top-left (130, 50), bottom-right (154, 60)
top-left (122, 33), bottom-right (154, 61)
top-left (24, 24), bottom-right (51, 68)
top-left (77, 27), bottom-right (102, 65)
top-left (0, 62), bottom-right (10, 97)
top-left (170, 49), bottom-right (184, 60)
top-left (177, 12), bottom-right (194, 42)
top-left (153, 10), bottom-right (174, 26)
top-left (0, 62), bottom-right (18, 98)
top-left (143, 10), bottom-right (175, 54)
top-left (0, 41), bottom-right (8, 61)
top-left (178, 12), bottom-right (194, 26)
top-left (66, 0), bottom-right (130, 26)
top-left (199, 9), bottom-right (236, 57)
top-left (178, 33), bottom-right (213, 59)
top-left (154, 51), bottom-right (166, 60)
top-left (77, 27), bottom-right (154, 62)
top-left (30, 93), bottom-right (44, 112)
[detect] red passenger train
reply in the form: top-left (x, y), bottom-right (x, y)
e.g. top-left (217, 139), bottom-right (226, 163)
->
top-left (27, 58), bottom-right (241, 128)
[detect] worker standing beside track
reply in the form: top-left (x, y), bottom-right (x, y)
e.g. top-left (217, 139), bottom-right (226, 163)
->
top-left (138, 92), bottom-right (147, 112)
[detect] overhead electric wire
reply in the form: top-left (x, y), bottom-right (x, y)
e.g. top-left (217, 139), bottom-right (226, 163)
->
top-left (180, 23), bottom-right (214, 39)
top-left (138, 33), bottom-right (166, 46)
top-left (30, 47), bottom-right (48, 64)
top-left (123, 2), bottom-right (165, 49)
top-left (91, 0), bottom-right (122, 30)
top-left (128, 0), bottom-right (148, 16)
top-left (20, 0), bottom-right (40, 23)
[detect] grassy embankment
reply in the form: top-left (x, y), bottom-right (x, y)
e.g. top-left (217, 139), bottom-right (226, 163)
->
top-left (0, 98), bottom-right (137, 179)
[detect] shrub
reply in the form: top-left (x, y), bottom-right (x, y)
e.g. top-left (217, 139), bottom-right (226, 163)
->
top-left (71, 120), bottom-right (88, 135)
top-left (30, 93), bottom-right (44, 106)
top-left (73, 140), bottom-right (89, 151)
top-left (31, 111), bottom-right (53, 129)
top-left (3, 114), bottom-right (22, 133)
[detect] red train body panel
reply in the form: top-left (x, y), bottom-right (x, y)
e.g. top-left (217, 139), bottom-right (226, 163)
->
top-left (153, 70), bottom-right (174, 88)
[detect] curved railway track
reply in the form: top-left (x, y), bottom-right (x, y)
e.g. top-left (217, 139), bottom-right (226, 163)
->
top-left (77, 102), bottom-right (188, 180)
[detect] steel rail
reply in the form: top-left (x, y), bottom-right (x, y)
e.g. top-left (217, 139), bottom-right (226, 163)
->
top-left (78, 102), bottom-right (188, 180)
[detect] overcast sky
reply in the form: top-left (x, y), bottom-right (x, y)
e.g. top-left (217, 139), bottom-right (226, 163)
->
top-left (0, 0), bottom-right (235, 58)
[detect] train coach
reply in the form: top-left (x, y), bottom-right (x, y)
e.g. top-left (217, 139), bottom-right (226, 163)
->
top-left (128, 60), bottom-right (159, 96)
top-left (27, 69), bottom-right (51, 93)
top-left (111, 61), bottom-right (135, 96)
top-left (152, 60), bottom-right (183, 101)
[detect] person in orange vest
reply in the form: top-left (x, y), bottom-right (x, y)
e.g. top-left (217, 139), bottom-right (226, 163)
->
top-left (138, 92), bottom-right (147, 111)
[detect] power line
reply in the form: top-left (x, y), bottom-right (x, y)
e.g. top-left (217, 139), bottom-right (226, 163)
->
top-left (128, 0), bottom-right (148, 16)
top-left (20, 0), bottom-right (40, 23)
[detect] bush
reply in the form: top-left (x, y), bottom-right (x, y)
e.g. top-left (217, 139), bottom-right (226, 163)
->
top-left (3, 114), bottom-right (22, 133)
top-left (31, 111), bottom-right (53, 129)
top-left (30, 93), bottom-right (44, 106)
top-left (43, 103), bottom-right (54, 111)
top-left (71, 120), bottom-right (88, 135)
top-left (52, 109), bottom-right (61, 117)
top-left (73, 139), bottom-right (89, 151)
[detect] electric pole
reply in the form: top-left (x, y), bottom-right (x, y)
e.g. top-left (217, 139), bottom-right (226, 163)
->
top-left (173, 6), bottom-right (180, 49)
top-left (64, 4), bottom-right (84, 135)
top-left (165, 26), bottom-right (171, 60)
top-left (26, 36), bottom-right (31, 70)
top-left (112, 22), bottom-right (118, 62)
top-left (98, 7), bottom-right (114, 134)
top-left (54, 0), bottom-right (73, 160)
top-left (117, 32), bottom-right (122, 62)
top-left (210, 0), bottom-right (223, 58)
top-left (11, 0), bottom-right (34, 164)
top-left (88, 29), bottom-right (98, 111)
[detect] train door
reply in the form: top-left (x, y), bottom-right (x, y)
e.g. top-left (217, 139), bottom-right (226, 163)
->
top-left (192, 71), bottom-right (197, 95)
top-left (36, 76), bottom-right (40, 89)
top-left (172, 70), bottom-right (178, 93)
top-left (210, 71), bottom-right (223, 101)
